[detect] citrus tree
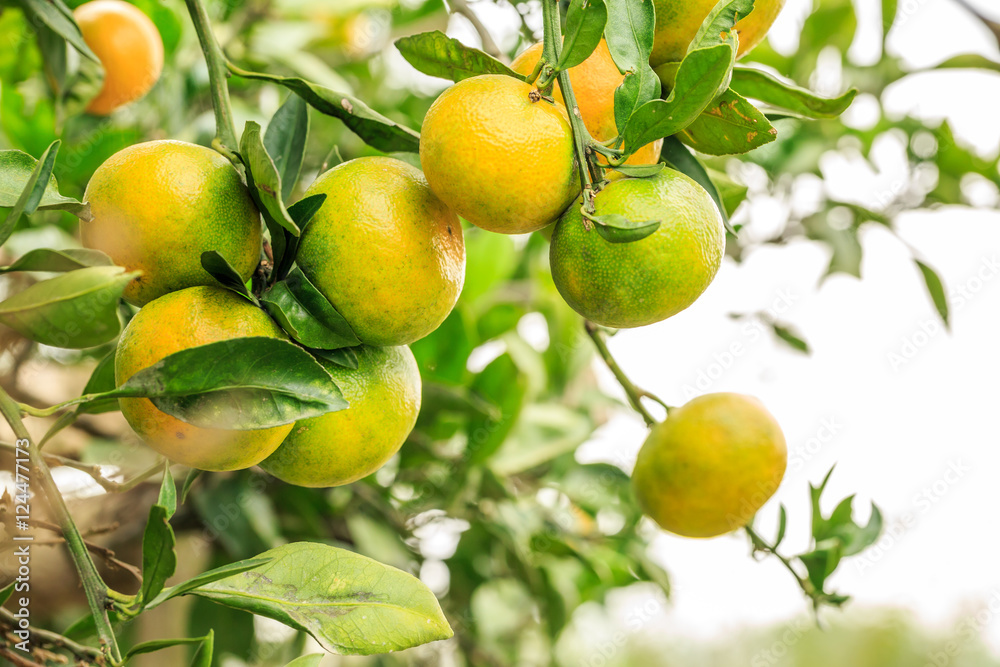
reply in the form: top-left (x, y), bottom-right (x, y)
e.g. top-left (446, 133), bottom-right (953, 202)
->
top-left (1, 0), bottom-right (992, 664)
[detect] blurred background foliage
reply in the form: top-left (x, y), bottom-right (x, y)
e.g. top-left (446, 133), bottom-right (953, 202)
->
top-left (2, 0), bottom-right (999, 664)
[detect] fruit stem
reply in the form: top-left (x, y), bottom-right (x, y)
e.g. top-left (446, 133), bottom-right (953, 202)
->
top-left (745, 524), bottom-right (822, 615)
top-left (540, 0), bottom-right (604, 214)
top-left (184, 0), bottom-right (240, 156)
top-left (0, 387), bottom-right (122, 663)
top-left (584, 321), bottom-right (669, 426)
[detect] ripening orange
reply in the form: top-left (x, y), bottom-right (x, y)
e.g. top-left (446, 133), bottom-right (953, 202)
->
top-left (75, 0), bottom-right (164, 115)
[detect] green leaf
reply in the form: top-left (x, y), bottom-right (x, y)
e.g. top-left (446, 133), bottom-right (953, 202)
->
top-left (678, 88), bottom-right (776, 155)
top-left (610, 162), bottom-right (664, 177)
top-left (935, 53), bottom-right (1000, 74)
top-left (590, 213), bottom-right (660, 243)
top-left (730, 67), bottom-right (857, 119)
top-left (124, 635), bottom-right (209, 661)
top-left (200, 251), bottom-right (257, 304)
top-left (271, 193), bottom-right (325, 283)
top-left (285, 654), bottom-right (324, 667)
top-left (262, 268), bottom-right (361, 350)
top-left (0, 582), bottom-right (14, 606)
top-left (0, 247), bottom-right (111, 274)
top-left (559, 0), bottom-right (608, 70)
top-left (264, 94), bottom-right (310, 202)
top-left (146, 557), bottom-right (274, 610)
top-left (82, 337), bottom-right (348, 429)
top-left (771, 321), bottom-right (811, 354)
top-left (915, 259), bottom-right (950, 330)
top-left (659, 137), bottom-right (736, 234)
top-left (311, 346), bottom-right (359, 370)
top-left (882, 0), bottom-right (897, 42)
top-left (395, 30), bottom-right (525, 83)
top-left (229, 63), bottom-right (421, 153)
top-left (690, 0), bottom-right (755, 53)
top-left (604, 0), bottom-right (656, 73)
top-left (76, 349), bottom-right (119, 415)
top-left (180, 468), bottom-right (203, 504)
top-left (0, 266), bottom-right (137, 349)
top-left (774, 504), bottom-right (788, 549)
top-left (140, 504), bottom-right (177, 606)
top-left (158, 465), bottom-right (177, 518)
top-left (467, 353), bottom-right (528, 465)
top-left (240, 120), bottom-right (298, 238)
top-left (622, 43), bottom-right (735, 153)
top-left (16, 0), bottom-right (99, 62)
top-left (614, 64), bottom-right (661, 137)
top-left (187, 542), bottom-right (453, 655)
top-left (189, 629), bottom-right (213, 667)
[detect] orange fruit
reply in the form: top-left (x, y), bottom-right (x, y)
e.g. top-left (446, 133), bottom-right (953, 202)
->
top-left (75, 0), bottom-right (164, 115)
top-left (510, 40), bottom-right (663, 169)
top-left (632, 393), bottom-right (787, 538)
top-left (115, 286), bottom-right (292, 471)
top-left (549, 168), bottom-right (724, 328)
top-left (650, 0), bottom-right (786, 67)
top-left (294, 156), bottom-right (465, 346)
top-left (420, 74), bottom-right (579, 234)
top-left (81, 140), bottom-right (262, 307)
top-left (261, 345), bottom-right (421, 487)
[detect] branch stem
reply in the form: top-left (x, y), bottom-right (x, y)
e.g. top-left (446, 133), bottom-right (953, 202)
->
top-left (0, 388), bottom-right (121, 663)
top-left (183, 0), bottom-right (240, 154)
top-left (0, 606), bottom-right (105, 661)
top-left (584, 322), bottom-right (668, 426)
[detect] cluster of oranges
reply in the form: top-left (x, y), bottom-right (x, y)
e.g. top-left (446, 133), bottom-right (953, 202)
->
top-left (75, 0), bottom-right (788, 538)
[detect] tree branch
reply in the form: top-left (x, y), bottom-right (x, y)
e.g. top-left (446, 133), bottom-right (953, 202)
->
top-left (584, 322), bottom-right (669, 426)
top-left (447, 0), bottom-right (503, 59)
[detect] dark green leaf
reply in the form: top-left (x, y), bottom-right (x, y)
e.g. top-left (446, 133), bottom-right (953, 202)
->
top-left (200, 251), bottom-right (257, 304)
top-left (140, 504), bottom-right (177, 606)
top-left (229, 63), bottom-right (421, 153)
top-left (262, 268), bottom-right (360, 350)
top-left (0, 248), bottom-right (111, 274)
top-left (659, 137), bottom-right (736, 234)
top-left (187, 542), bottom-right (453, 655)
top-left (590, 213), bottom-right (660, 243)
top-left (240, 120), bottom-right (298, 239)
top-left (82, 337), bottom-right (348, 429)
top-left (0, 582), bottom-right (14, 606)
top-left (771, 322), bottom-right (810, 354)
top-left (16, 0), bottom-right (98, 62)
top-left (730, 67), bottom-right (857, 119)
top-left (272, 193), bottom-right (326, 282)
top-left (609, 162), bottom-right (664, 177)
top-left (915, 259), bottom-right (950, 330)
top-left (76, 349), bottom-right (118, 414)
top-left (395, 30), bottom-right (526, 83)
top-left (146, 557), bottom-right (274, 610)
top-left (311, 346), bottom-right (359, 370)
top-left (0, 266), bottom-right (136, 348)
top-left (622, 43), bottom-right (735, 153)
top-left (559, 0), bottom-right (608, 70)
top-left (1, 142), bottom-right (88, 247)
top-left (679, 89), bottom-right (776, 155)
top-left (264, 94), bottom-right (310, 201)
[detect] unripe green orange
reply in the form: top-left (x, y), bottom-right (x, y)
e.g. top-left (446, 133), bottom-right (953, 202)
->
top-left (295, 156), bottom-right (465, 347)
top-left (261, 345), bottom-right (421, 488)
top-left (632, 393), bottom-right (787, 538)
top-left (82, 140), bottom-right (262, 307)
top-left (115, 286), bottom-right (292, 472)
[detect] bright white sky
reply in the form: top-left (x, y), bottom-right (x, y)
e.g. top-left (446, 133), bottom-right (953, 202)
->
top-left (444, 0), bottom-right (1000, 655)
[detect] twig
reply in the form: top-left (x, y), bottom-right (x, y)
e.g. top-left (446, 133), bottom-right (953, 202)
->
top-left (32, 518), bottom-right (142, 581)
top-left (0, 442), bottom-right (164, 493)
top-left (447, 0), bottom-right (503, 59)
top-left (951, 0), bottom-right (1000, 47)
top-left (184, 0), bottom-right (241, 154)
top-left (584, 322), bottom-right (669, 426)
top-left (0, 388), bottom-right (122, 663)
top-left (1, 607), bottom-right (106, 662)
top-left (0, 646), bottom-right (45, 667)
